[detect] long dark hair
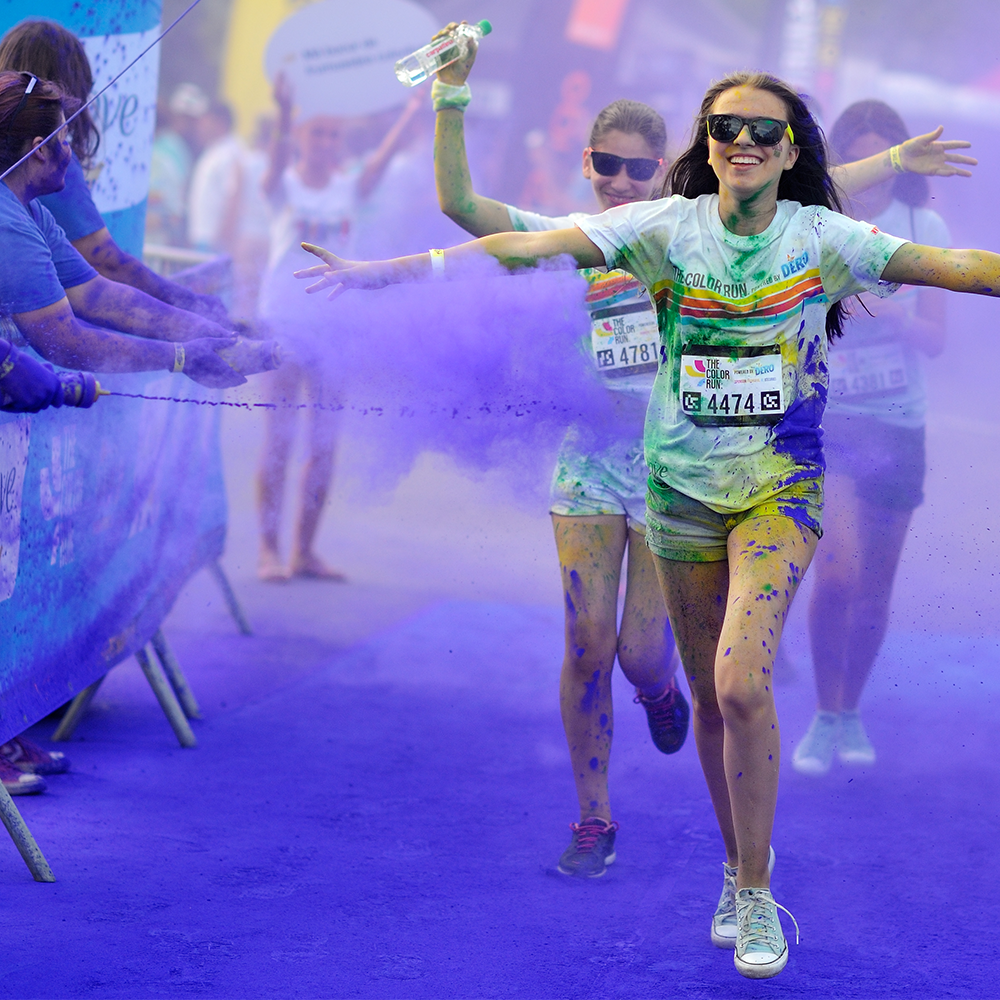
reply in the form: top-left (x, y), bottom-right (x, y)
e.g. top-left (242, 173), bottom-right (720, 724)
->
top-left (0, 19), bottom-right (98, 167)
top-left (667, 70), bottom-right (847, 340)
top-left (829, 99), bottom-right (927, 208)
top-left (0, 70), bottom-right (75, 174)
top-left (590, 99), bottom-right (667, 158)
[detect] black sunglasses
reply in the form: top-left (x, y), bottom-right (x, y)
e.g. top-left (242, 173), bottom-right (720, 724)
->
top-left (4, 74), bottom-right (37, 134)
top-left (586, 147), bottom-right (664, 181)
top-left (707, 114), bottom-right (794, 147)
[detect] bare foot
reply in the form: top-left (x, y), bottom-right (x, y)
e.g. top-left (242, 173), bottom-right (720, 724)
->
top-left (258, 548), bottom-right (290, 583)
top-left (290, 552), bottom-right (346, 581)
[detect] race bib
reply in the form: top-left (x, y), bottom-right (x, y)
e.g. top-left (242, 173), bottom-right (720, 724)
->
top-left (680, 344), bottom-right (785, 426)
top-left (590, 302), bottom-right (659, 378)
top-left (829, 342), bottom-right (908, 399)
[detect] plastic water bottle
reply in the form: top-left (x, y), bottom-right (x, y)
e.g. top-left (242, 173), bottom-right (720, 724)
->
top-left (394, 20), bottom-right (492, 87)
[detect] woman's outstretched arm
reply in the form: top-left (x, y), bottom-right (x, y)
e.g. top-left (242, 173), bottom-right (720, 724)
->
top-left (833, 126), bottom-right (977, 198)
top-left (295, 227), bottom-right (605, 298)
top-left (881, 243), bottom-right (1000, 294)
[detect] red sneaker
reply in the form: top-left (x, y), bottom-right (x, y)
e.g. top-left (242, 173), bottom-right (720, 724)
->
top-left (0, 736), bottom-right (69, 775)
top-left (0, 758), bottom-right (46, 795)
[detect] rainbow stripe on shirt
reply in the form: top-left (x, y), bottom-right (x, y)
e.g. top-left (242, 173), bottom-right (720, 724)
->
top-left (650, 266), bottom-right (825, 327)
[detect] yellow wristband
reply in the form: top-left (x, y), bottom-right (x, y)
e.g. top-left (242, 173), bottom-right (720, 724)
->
top-left (889, 144), bottom-right (905, 174)
top-left (172, 342), bottom-right (185, 373)
top-left (0, 348), bottom-right (14, 380)
top-left (429, 248), bottom-right (445, 279)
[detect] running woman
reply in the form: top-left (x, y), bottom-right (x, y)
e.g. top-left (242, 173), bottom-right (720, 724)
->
top-left (793, 101), bottom-right (951, 774)
top-left (297, 69), bottom-right (994, 979)
top-left (428, 28), bottom-right (976, 880)
top-left (433, 29), bottom-right (684, 881)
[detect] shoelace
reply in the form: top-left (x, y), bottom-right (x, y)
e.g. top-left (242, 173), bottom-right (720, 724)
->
top-left (736, 891), bottom-right (800, 948)
top-left (633, 687), bottom-right (676, 721)
top-left (568, 818), bottom-right (619, 852)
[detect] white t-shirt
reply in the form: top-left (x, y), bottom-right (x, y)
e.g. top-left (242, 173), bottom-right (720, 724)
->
top-left (507, 204), bottom-right (657, 401)
top-left (187, 133), bottom-right (244, 250)
top-left (576, 194), bottom-right (908, 513)
top-left (826, 199), bottom-right (949, 429)
top-left (258, 165), bottom-right (359, 332)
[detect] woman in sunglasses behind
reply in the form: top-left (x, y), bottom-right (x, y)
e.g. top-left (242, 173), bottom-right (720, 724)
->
top-left (430, 27), bottom-right (686, 886)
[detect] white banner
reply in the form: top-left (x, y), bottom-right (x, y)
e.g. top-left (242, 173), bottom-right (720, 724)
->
top-left (82, 27), bottom-right (161, 214)
top-left (265, 0), bottom-right (438, 118)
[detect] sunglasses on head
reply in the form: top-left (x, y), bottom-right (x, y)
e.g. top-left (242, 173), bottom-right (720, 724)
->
top-left (585, 147), bottom-right (664, 181)
top-left (706, 114), bottom-right (795, 147)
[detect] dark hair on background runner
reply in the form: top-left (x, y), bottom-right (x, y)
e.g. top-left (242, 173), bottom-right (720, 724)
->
top-left (829, 99), bottom-right (927, 208)
top-left (590, 99), bottom-right (667, 159)
top-left (0, 19), bottom-right (99, 167)
top-left (666, 70), bottom-right (848, 341)
top-left (0, 70), bottom-right (76, 174)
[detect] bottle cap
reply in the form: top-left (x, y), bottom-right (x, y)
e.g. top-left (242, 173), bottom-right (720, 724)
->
top-left (477, 19), bottom-right (492, 35)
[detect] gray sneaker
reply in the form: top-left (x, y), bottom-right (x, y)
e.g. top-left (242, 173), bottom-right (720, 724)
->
top-left (733, 887), bottom-right (798, 980)
top-left (556, 817), bottom-right (618, 878)
top-left (838, 709), bottom-right (875, 764)
top-left (711, 845), bottom-right (776, 948)
top-left (792, 710), bottom-right (840, 776)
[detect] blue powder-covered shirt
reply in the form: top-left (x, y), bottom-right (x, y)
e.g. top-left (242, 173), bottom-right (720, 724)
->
top-left (576, 194), bottom-right (908, 513)
top-left (0, 182), bottom-right (97, 316)
top-left (37, 153), bottom-right (106, 242)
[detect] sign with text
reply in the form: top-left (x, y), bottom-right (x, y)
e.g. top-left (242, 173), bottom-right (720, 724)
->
top-left (264, 0), bottom-right (438, 118)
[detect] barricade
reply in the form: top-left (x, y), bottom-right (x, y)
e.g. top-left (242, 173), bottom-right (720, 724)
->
top-left (0, 258), bottom-right (240, 880)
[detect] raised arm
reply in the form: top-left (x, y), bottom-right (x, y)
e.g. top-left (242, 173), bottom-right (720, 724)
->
top-left (881, 243), bottom-right (1000, 295)
top-left (262, 72), bottom-right (294, 202)
top-left (833, 126), bottom-right (977, 199)
top-left (357, 90), bottom-right (424, 201)
top-left (432, 23), bottom-right (513, 237)
top-left (296, 226), bottom-right (605, 298)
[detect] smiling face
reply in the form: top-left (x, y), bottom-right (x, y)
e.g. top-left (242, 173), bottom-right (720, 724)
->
top-left (582, 128), bottom-right (667, 211)
top-left (296, 115), bottom-right (346, 173)
top-left (707, 86), bottom-right (798, 207)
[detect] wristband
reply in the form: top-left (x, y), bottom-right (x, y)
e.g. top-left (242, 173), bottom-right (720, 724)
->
top-left (431, 79), bottom-right (471, 113)
top-left (429, 248), bottom-right (445, 279)
top-left (889, 144), bottom-right (905, 174)
top-left (172, 342), bottom-right (186, 373)
top-left (0, 343), bottom-right (14, 380)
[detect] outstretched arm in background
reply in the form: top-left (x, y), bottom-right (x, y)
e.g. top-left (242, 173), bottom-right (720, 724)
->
top-left (881, 242), bottom-right (1000, 294)
top-left (432, 22), bottom-right (513, 237)
top-left (834, 126), bottom-right (976, 198)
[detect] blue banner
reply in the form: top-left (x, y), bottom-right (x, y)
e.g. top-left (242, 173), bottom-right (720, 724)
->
top-left (0, 374), bottom-right (226, 743)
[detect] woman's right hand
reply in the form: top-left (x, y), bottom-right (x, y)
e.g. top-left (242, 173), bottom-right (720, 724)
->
top-left (295, 243), bottom-right (390, 300)
top-left (435, 21), bottom-right (477, 85)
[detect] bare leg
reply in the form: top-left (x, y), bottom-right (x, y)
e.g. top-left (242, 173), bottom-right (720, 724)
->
top-left (552, 514), bottom-right (627, 822)
top-left (655, 517), bottom-right (816, 886)
top-left (809, 472), bottom-right (911, 711)
top-left (653, 556), bottom-right (733, 860)
top-left (256, 363), bottom-right (302, 580)
top-left (617, 526), bottom-right (677, 696)
top-left (290, 368), bottom-right (343, 579)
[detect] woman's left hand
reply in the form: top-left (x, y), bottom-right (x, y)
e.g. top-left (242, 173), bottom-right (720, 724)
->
top-left (294, 243), bottom-right (385, 300)
top-left (900, 126), bottom-right (977, 177)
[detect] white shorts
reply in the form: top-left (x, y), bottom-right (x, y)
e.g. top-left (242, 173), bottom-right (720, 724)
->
top-left (549, 425), bottom-right (648, 529)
